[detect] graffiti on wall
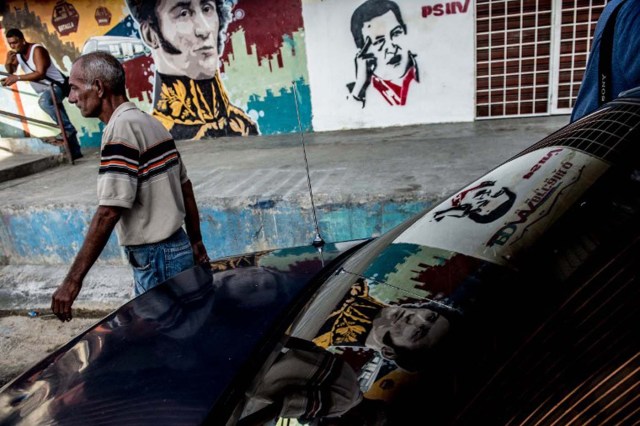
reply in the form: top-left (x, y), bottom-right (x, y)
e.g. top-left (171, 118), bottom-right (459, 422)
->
top-left (51, 1), bottom-right (80, 36)
top-left (302, 0), bottom-right (475, 132)
top-left (124, 0), bottom-right (311, 139)
top-left (0, 0), bottom-right (477, 143)
top-left (124, 0), bottom-right (258, 140)
top-left (0, 0), bottom-right (312, 146)
top-left (347, 0), bottom-right (419, 107)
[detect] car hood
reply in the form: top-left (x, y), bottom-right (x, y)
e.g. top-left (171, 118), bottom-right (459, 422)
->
top-left (0, 240), bottom-right (365, 425)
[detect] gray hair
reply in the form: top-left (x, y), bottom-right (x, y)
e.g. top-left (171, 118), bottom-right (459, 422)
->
top-left (72, 52), bottom-right (126, 96)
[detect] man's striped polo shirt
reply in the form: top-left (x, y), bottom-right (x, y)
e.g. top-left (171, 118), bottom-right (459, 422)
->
top-left (97, 102), bottom-right (189, 246)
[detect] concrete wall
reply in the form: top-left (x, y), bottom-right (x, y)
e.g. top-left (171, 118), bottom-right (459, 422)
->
top-left (0, 0), bottom-right (474, 148)
top-left (0, 200), bottom-right (430, 265)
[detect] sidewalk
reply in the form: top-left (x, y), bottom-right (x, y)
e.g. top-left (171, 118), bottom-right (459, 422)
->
top-left (0, 115), bottom-right (570, 311)
top-left (0, 136), bottom-right (65, 182)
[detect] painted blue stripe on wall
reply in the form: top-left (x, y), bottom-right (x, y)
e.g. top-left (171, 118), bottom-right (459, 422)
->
top-left (248, 78), bottom-right (313, 135)
top-left (0, 200), bottom-right (431, 265)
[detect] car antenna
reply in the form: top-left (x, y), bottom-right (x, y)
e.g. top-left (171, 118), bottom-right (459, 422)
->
top-left (292, 80), bottom-right (325, 249)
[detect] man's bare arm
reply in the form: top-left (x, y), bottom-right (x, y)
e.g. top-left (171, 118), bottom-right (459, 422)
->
top-left (4, 50), bottom-right (18, 74)
top-left (181, 179), bottom-right (209, 265)
top-left (22, 45), bottom-right (51, 82)
top-left (2, 46), bottom-right (52, 86)
top-left (51, 205), bottom-right (123, 322)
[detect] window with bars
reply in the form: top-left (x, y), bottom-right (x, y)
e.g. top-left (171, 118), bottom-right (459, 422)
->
top-left (556, 0), bottom-right (606, 109)
top-left (476, 0), bottom-right (606, 119)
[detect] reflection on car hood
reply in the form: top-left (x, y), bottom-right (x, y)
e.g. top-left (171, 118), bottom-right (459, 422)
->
top-left (0, 240), bottom-right (365, 425)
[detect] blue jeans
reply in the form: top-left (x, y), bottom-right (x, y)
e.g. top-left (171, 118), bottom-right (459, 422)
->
top-left (39, 85), bottom-right (82, 158)
top-left (124, 228), bottom-right (195, 297)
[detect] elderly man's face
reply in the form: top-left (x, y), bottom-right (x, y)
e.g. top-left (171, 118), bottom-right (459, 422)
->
top-left (361, 11), bottom-right (409, 81)
top-left (152, 0), bottom-right (220, 79)
top-left (372, 305), bottom-right (450, 352)
top-left (68, 64), bottom-right (102, 118)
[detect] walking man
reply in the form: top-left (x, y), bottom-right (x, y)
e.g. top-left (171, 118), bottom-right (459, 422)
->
top-left (51, 51), bottom-right (209, 322)
top-left (2, 28), bottom-right (82, 159)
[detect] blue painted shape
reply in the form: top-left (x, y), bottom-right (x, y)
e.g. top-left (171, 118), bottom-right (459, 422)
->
top-left (77, 124), bottom-right (105, 149)
top-left (0, 122), bottom-right (26, 138)
top-left (317, 201), bottom-right (430, 243)
top-left (201, 200), bottom-right (432, 259)
top-left (249, 200), bottom-right (276, 209)
top-left (380, 201), bottom-right (430, 234)
top-left (106, 16), bottom-right (142, 39)
top-left (362, 242), bottom-right (422, 280)
top-left (248, 78), bottom-right (312, 135)
top-left (1, 208), bottom-right (121, 265)
top-left (4, 138), bottom-right (60, 155)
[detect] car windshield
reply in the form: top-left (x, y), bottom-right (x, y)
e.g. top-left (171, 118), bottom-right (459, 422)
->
top-left (236, 97), bottom-right (640, 425)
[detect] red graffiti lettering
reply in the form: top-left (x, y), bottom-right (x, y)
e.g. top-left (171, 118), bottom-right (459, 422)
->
top-left (422, 0), bottom-right (470, 18)
top-left (522, 148), bottom-right (563, 179)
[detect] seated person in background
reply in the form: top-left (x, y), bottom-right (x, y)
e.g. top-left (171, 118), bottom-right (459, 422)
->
top-left (2, 28), bottom-right (82, 159)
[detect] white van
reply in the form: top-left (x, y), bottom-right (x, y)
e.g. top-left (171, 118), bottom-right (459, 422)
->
top-left (81, 36), bottom-right (150, 62)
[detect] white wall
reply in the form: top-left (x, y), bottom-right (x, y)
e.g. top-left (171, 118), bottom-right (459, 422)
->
top-left (302, 0), bottom-right (475, 131)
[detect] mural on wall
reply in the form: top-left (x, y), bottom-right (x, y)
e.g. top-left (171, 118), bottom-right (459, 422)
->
top-left (0, 1), bottom-right (130, 146)
top-left (51, 0), bottom-right (80, 36)
top-left (347, 0), bottom-right (419, 107)
top-left (0, 0), bottom-right (312, 147)
top-left (79, 34), bottom-right (154, 104)
top-left (250, 243), bottom-right (491, 422)
top-left (302, 0), bottom-right (475, 131)
top-left (125, 0), bottom-right (258, 140)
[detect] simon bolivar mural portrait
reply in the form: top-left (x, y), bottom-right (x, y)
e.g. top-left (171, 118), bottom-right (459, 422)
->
top-left (126, 0), bottom-right (259, 140)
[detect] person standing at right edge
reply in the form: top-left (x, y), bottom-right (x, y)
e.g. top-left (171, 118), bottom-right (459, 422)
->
top-left (570, 0), bottom-right (640, 122)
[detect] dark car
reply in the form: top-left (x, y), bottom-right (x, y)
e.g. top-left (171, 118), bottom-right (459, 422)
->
top-left (2, 89), bottom-right (640, 425)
